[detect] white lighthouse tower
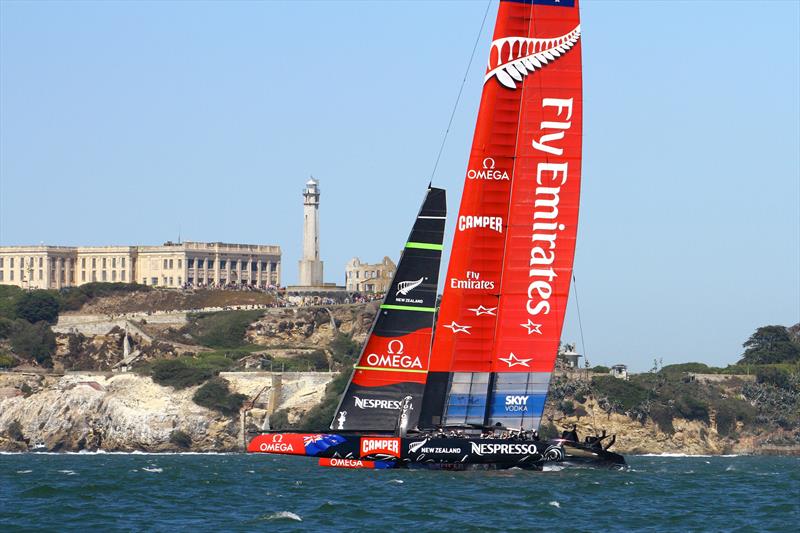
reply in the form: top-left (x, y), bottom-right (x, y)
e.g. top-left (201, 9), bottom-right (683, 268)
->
top-left (298, 177), bottom-right (324, 286)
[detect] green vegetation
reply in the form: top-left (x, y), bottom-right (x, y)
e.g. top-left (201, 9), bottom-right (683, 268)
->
top-left (59, 282), bottom-right (151, 311)
top-left (592, 376), bottom-right (649, 412)
top-left (8, 320), bottom-right (55, 366)
top-left (740, 325), bottom-right (800, 364)
top-left (269, 409), bottom-right (291, 430)
top-left (144, 353), bottom-right (235, 389)
top-left (0, 353), bottom-right (17, 368)
top-left (266, 350), bottom-right (329, 372)
top-left (14, 291), bottom-right (61, 324)
top-left (6, 420), bottom-right (24, 441)
top-left (169, 429), bottom-right (192, 449)
top-left (184, 310), bottom-right (264, 348)
top-left (0, 286), bottom-right (23, 320)
top-left (590, 365), bottom-right (610, 373)
top-left (192, 378), bottom-right (247, 416)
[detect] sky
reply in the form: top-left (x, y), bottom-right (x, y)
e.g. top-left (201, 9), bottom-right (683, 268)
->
top-left (1, 0), bottom-right (798, 371)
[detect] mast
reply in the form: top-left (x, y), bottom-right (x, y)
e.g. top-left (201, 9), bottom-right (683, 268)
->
top-left (332, 187), bottom-right (446, 431)
top-left (422, 0), bottom-right (583, 431)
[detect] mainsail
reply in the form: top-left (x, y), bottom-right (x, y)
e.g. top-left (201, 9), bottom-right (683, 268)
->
top-left (333, 187), bottom-right (446, 431)
top-left (422, 0), bottom-right (583, 431)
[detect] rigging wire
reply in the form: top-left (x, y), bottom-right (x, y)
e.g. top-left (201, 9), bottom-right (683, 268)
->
top-left (429, 0), bottom-right (493, 183)
top-left (572, 273), bottom-right (589, 367)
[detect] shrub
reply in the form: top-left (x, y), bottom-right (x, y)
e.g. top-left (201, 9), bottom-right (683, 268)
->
top-left (169, 430), bottom-right (192, 449)
top-left (574, 406), bottom-right (588, 418)
top-left (539, 422), bottom-right (559, 440)
top-left (0, 317), bottom-right (15, 339)
top-left (591, 365), bottom-right (610, 374)
top-left (186, 310), bottom-right (263, 348)
top-left (14, 291), bottom-right (61, 324)
top-left (329, 334), bottom-right (360, 367)
top-left (150, 359), bottom-right (214, 389)
top-left (559, 399), bottom-right (576, 416)
top-left (756, 367), bottom-right (792, 390)
top-left (674, 393), bottom-right (709, 423)
top-left (193, 378), bottom-right (246, 416)
top-left (0, 285), bottom-right (22, 320)
top-left (10, 320), bottom-right (55, 366)
top-left (660, 362), bottom-right (714, 375)
top-left (6, 420), bottom-right (24, 441)
top-left (714, 398), bottom-right (756, 437)
top-left (0, 353), bottom-right (17, 368)
top-left (147, 353), bottom-right (235, 389)
top-left (592, 376), bottom-right (649, 412)
top-left (649, 404), bottom-right (675, 433)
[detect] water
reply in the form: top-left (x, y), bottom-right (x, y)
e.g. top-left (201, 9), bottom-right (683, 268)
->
top-left (1, 454), bottom-right (798, 531)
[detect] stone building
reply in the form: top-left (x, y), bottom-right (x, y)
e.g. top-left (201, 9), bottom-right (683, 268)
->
top-left (345, 256), bottom-right (396, 293)
top-left (0, 241), bottom-right (281, 290)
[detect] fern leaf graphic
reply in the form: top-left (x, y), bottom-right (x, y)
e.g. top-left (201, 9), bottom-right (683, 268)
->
top-left (396, 277), bottom-right (425, 296)
top-left (485, 25), bottom-right (581, 89)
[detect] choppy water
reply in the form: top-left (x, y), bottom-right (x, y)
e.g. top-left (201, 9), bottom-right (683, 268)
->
top-left (1, 453), bottom-right (798, 531)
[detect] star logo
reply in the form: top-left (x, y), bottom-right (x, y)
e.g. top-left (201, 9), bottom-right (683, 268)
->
top-left (498, 352), bottom-right (531, 368)
top-left (443, 321), bottom-right (471, 334)
top-left (520, 319), bottom-right (542, 335)
top-left (467, 305), bottom-right (497, 316)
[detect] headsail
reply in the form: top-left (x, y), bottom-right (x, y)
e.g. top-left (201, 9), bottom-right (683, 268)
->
top-left (333, 187), bottom-right (446, 431)
top-left (422, 0), bottom-right (583, 431)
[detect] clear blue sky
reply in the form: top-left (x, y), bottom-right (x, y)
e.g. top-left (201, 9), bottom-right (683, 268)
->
top-left (1, 1), bottom-right (798, 370)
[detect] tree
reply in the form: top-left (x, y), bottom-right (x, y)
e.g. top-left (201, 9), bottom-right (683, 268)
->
top-left (10, 320), bottom-right (55, 366)
top-left (14, 291), bottom-right (61, 324)
top-left (739, 325), bottom-right (800, 365)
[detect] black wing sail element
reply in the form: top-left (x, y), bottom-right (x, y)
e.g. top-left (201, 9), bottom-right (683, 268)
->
top-left (331, 187), bottom-right (446, 432)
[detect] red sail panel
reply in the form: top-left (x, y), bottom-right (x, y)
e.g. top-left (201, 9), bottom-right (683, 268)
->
top-left (429, 1), bottom-right (531, 374)
top-left (490, 0), bottom-right (582, 374)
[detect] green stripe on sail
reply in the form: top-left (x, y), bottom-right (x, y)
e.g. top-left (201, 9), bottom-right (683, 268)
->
top-left (405, 242), bottom-right (443, 251)
top-left (380, 304), bottom-right (436, 313)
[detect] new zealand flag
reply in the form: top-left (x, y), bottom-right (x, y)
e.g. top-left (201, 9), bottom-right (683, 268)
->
top-left (303, 434), bottom-right (346, 456)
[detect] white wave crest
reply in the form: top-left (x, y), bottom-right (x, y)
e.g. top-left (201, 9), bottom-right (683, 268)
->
top-left (548, 501), bottom-right (560, 508)
top-left (142, 467), bottom-right (163, 473)
top-left (16, 469), bottom-right (32, 474)
top-left (265, 511), bottom-right (302, 522)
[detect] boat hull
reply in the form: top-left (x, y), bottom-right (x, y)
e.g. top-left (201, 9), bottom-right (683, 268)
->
top-left (247, 432), bottom-right (624, 469)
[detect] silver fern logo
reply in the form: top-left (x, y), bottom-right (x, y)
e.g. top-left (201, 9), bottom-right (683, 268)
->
top-left (485, 25), bottom-right (581, 89)
top-left (396, 277), bottom-right (425, 296)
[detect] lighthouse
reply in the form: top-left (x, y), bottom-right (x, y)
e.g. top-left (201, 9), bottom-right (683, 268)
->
top-left (298, 177), bottom-right (324, 286)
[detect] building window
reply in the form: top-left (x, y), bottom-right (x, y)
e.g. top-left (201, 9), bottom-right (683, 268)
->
top-left (81, 258), bottom-right (85, 268)
top-left (9, 271), bottom-right (13, 281)
top-left (121, 270), bottom-right (126, 281)
top-left (0, 272), bottom-right (3, 281)
top-left (92, 271), bottom-right (97, 281)
top-left (168, 259), bottom-right (173, 269)
top-left (92, 258), bottom-right (96, 268)
top-left (82, 271), bottom-right (86, 282)
top-left (178, 277), bottom-right (182, 285)
top-left (220, 260), bottom-right (226, 269)
top-left (10, 258), bottom-right (14, 268)
top-left (188, 259), bottom-right (194, 268)
top-left (112, 271), bottom-right (117, 281)
top-left (0, 258), bottom-right (3, 268)
top-left (112, 258), bottom-right (116, 268)
top-left (163, 259), bottom-right (169, 269)
top-left (102, 271), bottom-right (107, 281)
top-left (169, 277), bottom-right (173, 285)
top-left (177, 259), bottom-right (182, 269)
top-left (121, 258), bottom-right (126, 268)
top-left (151, 277), bottom-right (158, 285)
top-left (39, 258), bottom-right (43, 267)
top-left (142, 278), bottom-right (147, 285)
top-left (208, 259), bottom-right (215, 269)
top-left (39, 270), bottom-right (43, 280)
top-left (102, 258), bottom-right (107, 268)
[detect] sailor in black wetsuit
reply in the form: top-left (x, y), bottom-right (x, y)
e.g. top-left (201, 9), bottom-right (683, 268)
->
top-left (561, 424), bottom-right (579, 442)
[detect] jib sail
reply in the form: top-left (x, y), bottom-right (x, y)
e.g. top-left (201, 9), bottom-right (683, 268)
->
top-left (422, 0), bottom-right (583, 432)
top-left (332, 187), bottom-right (446, 431)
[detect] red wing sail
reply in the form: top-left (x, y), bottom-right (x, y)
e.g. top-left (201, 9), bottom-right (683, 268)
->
top-left (423, 0), bottom-right (582, 431)
top-left (332, 187), bottom-right (446, 431)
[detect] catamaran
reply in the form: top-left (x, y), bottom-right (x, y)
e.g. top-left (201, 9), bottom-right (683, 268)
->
top-left (248, 0), bottom-right (624, 469)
